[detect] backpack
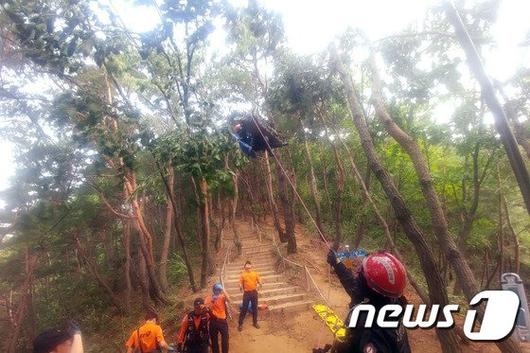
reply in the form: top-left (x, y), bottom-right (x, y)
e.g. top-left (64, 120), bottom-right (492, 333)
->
top-left (185, 311), bottom-right (209, 345)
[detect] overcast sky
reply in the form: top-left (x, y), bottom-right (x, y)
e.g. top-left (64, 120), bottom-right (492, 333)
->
top-left (1, 0), bottom-right (530, 205)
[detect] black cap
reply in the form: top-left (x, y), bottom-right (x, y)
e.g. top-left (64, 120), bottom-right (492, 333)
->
top-left (33, 328), bottom-right (73, 353)
top-left (193, 297), bottom-right (204, 307)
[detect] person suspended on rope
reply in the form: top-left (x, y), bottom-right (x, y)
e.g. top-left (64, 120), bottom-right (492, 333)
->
top-left (205, 283), bottom-right (232, 353)
top-left (177, 298), bottom-right (210, 353)
top-left (125, 310), bottom-right (170, 353)
top-left (231, 115), bottom-right (287, 158)
top-left (322, 250), bottom-right (411, 353)
top-left (33, 321), bottom-right (84, 353)
top-left (238, 260), bottom-right (262, 331)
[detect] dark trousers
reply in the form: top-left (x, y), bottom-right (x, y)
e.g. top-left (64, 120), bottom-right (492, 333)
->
top-left (238, 290), bottom-right (258, 326)
top-left (184, 342), bottom-right (208, 353)
top-left (210, 318), bottom-right (229, 353)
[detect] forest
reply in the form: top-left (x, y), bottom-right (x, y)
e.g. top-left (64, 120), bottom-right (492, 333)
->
top-left (0, 0), bottom-right (529, 352)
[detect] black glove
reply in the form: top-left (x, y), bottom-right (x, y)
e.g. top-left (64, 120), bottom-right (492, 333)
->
top-left (327, 250), bottom-right (338, 267)
top-left (313, 344), bottom-right (332, 353)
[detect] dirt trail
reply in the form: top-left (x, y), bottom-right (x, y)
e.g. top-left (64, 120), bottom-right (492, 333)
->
top-left (225, 217), bottom-right (530, 353)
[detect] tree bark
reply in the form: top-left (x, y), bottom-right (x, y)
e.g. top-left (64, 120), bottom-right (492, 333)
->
top-left (123, 220), bottom-right (132, 307)
top-left (199, 177), bottom-right (212, 288)
top-left (300, 122), bottom-right (325, 236)
top-left (159, 168), bottom-right (174, 292)
top-left (157, 163), bottom-right (198, 292)
top-left (273, 150), bottom-right (297, 253)
top-left (459, 142), bottom-right (495, 245)
top-left (331, 143), bottom-right (345, 243)
top-left (446, 2), bottom-right (530, 215)
top-left (75, 238), bottom-right (126, 313)
top-left (225, 157), bottom-right (242, 253)
top-left (5, 249), bottom-right (37, 353)
top-left (502, 196), bottom-right (520, 273)
top-left (334, 52), bottom-right (462, 353)
top-left (319, 110), bottom-right (430, 304)
top-left (263, 151), bottom-right (285, 242)
top-left (368, 52), bottom-right (521, 353)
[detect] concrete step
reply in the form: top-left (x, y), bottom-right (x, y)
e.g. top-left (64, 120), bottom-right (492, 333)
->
top-left (261, 293), bottom-right (308, 306)
top-left (224, 274), bottom-right (282, 287)
top-left (229, 286), bottom-right (301, 301)
top-left (226, 260), bottom-right (276, 269)
top-left (224, 281), bottom-right (288, 292)
top-left (225, 267), bottom-right (275, 275)
top-left (239, 253), bottom-right (275, 261)
top-left (241, 244), bottom-right (274, 251)
top-left (226, 270), bottom-right (276, 280)
top-left (267, 299), bottom-right (314, 313)
top-left (232, 252), bottom-right (275, 259)
top-left (241, 251), bottom-right (275, 258)
top-left (226, 260), bottom-right (276, 268)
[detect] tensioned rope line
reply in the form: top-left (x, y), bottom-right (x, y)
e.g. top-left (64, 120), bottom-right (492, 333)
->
top-left (250, 115), bottom-right (338, 349)
top-left (250, 115), bottom-right (332, 250)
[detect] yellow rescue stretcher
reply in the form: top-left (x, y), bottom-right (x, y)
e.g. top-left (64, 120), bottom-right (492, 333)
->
top-left (312, 304), bottom-right (347, 342)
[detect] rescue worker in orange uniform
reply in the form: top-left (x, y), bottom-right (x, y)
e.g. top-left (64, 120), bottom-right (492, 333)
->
top-left (125, 311), bottom-right (170, 353)
top-left (238, 260), bottom-right (262, 331)
top-left (205, 283), bottom-right (232, 353)
top-left (177, 298), bottom-right (210, 353)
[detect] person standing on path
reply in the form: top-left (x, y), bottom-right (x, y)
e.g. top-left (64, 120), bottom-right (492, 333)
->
top-left (205, 283), bottom-right (232, 353)
top-left (177, 298), bottom-right (210, 353)
top-left (238, 260), bottom-right (261, 331)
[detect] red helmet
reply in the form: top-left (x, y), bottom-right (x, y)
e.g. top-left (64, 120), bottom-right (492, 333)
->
top-left (362, 251), bottom-right (407, 298)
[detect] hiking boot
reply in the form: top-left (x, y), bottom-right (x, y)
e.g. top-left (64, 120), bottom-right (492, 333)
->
top-left (253, 323), bottom-right (260, 329)
top-left (238, 325), bottom-right (243, 332)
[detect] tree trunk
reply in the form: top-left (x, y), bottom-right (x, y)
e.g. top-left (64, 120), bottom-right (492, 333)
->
top-left (334, 52), bottom-right (462, 353)
top-left (319, 110), bottom-right (429, 304)
top-left (497, 165), bottom-right (505, 277)
top-left (331, 143), bottom-right (345, 243)
top-left (75, 238), bottom-right (126, 313)
top-left (240, 175), bottom-right (264, 242)
top-left (301, 125), bottom-right (325, 236)
top-left (123, 220), bottom-right (132, 307)
top-left (137, 245), bottom-right (154, 312)
top-left (263, 151), bottom-right (285, 242)
top-left (5, 249), bottom-right (37, 353)
top-left (226, 157), bottom-right (242, 253)
top-left (134, 221), bottom-right (170, 305)
top-left (199, 178), bottom-right (212, 288)
top-left (446, 2), bottom-right (530, 215)
top-left (502, 196), bottom-right (520, 273)
top-left (157, 163), bottom-right (198, 292)
top-left (354, 164), bottom-right (371, 247)
top-left (159, 167), bottom-right (174, 292)
top-left (273, 150), bottom-right (297, 253)
top-left (368, 52), bottom-right (521, 353)
top-left (459, 142), bottom-right (494, 245)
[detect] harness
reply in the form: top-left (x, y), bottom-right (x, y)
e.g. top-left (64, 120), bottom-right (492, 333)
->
top-left (185, 311), bottom-right (209, 345)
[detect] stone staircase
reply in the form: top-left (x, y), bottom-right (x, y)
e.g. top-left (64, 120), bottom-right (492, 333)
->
top-left (223, 234), bottom-right (314, 314)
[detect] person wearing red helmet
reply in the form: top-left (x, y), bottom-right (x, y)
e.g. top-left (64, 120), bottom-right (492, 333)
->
top-left (326, 249), bottom-right (411, 353)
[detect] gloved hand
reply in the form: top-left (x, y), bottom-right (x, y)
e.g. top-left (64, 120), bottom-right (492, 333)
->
top-left (327, 249), bottom-right (338, 267)
top-left (312, 344), bottom-right (332, 353)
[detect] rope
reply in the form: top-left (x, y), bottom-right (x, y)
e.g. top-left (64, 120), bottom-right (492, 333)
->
top-left (250, 115), bottom-right (338, 350)
top-left (250, 116), bottom-right (332, 250)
